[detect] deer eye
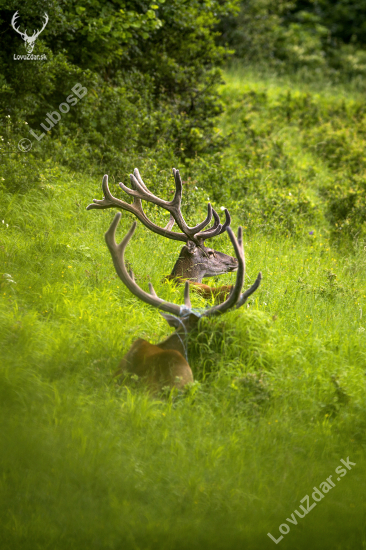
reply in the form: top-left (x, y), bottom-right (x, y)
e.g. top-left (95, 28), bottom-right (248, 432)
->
top-left (208, 250), bottom-right (215, 257)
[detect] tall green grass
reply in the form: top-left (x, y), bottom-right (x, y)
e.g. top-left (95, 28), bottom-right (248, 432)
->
top-left (0, 69), bottom-right (365, 549)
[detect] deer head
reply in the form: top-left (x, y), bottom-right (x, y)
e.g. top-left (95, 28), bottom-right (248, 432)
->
top-left (106, 213), bottom-right (262, 393)
top-left (166, 239), bottom-right (239, 282)
top-left (11, 11), bottom-right (49, 54)
top-left (87, 168), bottom-right (238, 284)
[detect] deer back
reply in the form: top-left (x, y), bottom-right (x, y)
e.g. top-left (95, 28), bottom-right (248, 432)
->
top-left (114, 338), bottom-right (193, 393)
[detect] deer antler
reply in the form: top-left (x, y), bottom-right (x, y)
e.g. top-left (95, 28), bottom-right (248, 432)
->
top-left (32, 12), bottom-right (49, 40)
top-left (105, 213), bottom-right (262, 318)
top-left (105, 214), bottom-right (187, 315)
top-left (200, 226), bottom-right (262, 317)
top-left (88, 169), bottom-right (231, 247)
top-left (11, 11), bottom-right (27, 40)
top-left (11, 11), bottom-right (48, 40)
top-left (11, 11), bottom-right (48, 54)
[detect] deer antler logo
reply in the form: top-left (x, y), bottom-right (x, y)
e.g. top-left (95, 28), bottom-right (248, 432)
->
top-left (11, 11), bottom-right (48, 54)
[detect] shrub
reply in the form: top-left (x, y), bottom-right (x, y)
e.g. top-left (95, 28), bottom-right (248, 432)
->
top-left (0, 0), bottom-right (238, 180)
top-left (218, 0), bottom-right (366, 80)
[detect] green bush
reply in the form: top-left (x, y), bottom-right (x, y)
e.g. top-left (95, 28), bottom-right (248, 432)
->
top-left (0, 0), bottom-right (238, 178)
top-left (218, 0), bottom-right (366, 79)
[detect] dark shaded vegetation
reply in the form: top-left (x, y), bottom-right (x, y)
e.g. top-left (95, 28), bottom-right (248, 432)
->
top-left (219, 0), bottom-right (366, 79)
top-left (2, 1), bottom-right (366, 246)
top-left (0, 0), bottom-right (237, 173)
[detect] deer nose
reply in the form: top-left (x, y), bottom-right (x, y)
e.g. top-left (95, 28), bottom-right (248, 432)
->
top-left (229, 257), bottom-right (239, 271)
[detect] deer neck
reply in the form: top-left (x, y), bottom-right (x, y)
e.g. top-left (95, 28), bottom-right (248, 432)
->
top-left (158, 314), bottom-right (199, 360)
top-left (158, 330), bottom-right (188, 359)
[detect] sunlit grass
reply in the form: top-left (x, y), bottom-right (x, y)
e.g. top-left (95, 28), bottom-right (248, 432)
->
top-left (1, 70), bottom-right (366, 549)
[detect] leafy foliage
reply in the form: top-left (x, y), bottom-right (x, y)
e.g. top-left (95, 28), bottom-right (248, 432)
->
top-left (219, 0), bottom-right (366, 78)
top-left (1, 65), bottom-right (366, 549)
top-left (0, 0), bottom-right (237, 169)
top-left (1, 150), bottom-right (365, 548)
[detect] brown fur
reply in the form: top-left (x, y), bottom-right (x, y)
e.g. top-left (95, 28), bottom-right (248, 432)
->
top-left (167, 277), bottom-right (233, 303)
top-left (187, 281), bottom-right (233, 302)
top-left (114, 338), bottom-right (193, 393)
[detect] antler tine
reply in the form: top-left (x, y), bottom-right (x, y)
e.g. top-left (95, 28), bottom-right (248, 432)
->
top-left (86, 175), bottom-right (187, 243)
top-left (119, 168), bottom-right (214, 243)
top-left (11, 11), bottom-right (26, 38)
top-left (196, 208), bottom-right (231, 242)
top-left (172, 169), bottom-right (215, 237)
top-left (87, 169), bottom-right (230, 246)
top-left (220, 208), bottom-right (232, 234)
top-left (184, 281), bottom-right (191, 309)
top-left (235, 272), bottom-right (262, 308)
top-left (171, 168), bottom-right (182, 208)
top-left (102, 173), bottom-right (117, 203)
top-left (133, 168), bottom-right (149, 193)
top-left (164, 214), bottom-right (175, 231)
top-left (120, 172), bottom-right (165, 205)
top-left (201, 226), bottom-right (245, 317)
top-left (237, 225), bottom-right (243, 248)
top-left (195, 208), bottom-right (222, 241)
top-left (32, 13), bottom-right (49, 38)
top-left (148, 282), bottom-right (157, 297)
top-left (201, 225), bottom-right (261, 317)
top-left (232, 225), bottom-right (262, 308)
top-left (39, 13), bottom-right (49, 34)
top-left (87, 174), bottom-right (139, 214)
top-left (105, 214), bottom-right (183, 316)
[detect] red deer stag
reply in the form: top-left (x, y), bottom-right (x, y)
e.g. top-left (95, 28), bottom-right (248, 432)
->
top-left (105, 212), bottom-right (262, 393)
top-left (87, 168), bottom-right (238, 301)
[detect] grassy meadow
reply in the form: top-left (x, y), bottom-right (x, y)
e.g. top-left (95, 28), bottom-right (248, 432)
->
top-left (1, 68), bottom-right (366, 549)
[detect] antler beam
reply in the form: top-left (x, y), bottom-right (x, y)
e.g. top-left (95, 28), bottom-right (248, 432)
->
top-left (87, 168), bottom-right (231, 246)
top-left (11, 12), bottom-right (26, 39)
top-left (89, 175), bottom-right (187, 243)
top-left (200, 227), bottom-right (262, 318)
top-left (105, 214), bottom-right (262, 319)
top-left (105, 213), bottom-right (185, 315)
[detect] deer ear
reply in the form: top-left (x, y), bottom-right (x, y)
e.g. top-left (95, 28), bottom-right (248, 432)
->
top-left (160, 312), bottom-right (182, 329)
top-left (186, 240), bottom-right (197, 254)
